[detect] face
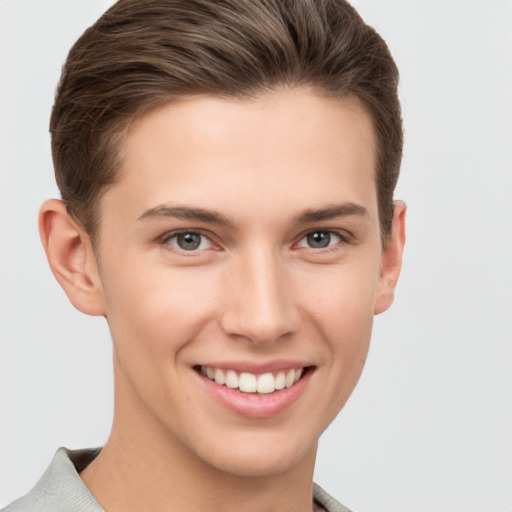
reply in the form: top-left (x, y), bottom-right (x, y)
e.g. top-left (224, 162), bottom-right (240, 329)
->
top-left (92, 89), bottom-right (398, 477)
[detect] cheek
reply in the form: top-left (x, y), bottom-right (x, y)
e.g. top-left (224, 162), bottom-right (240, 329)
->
top-left (101, 263), bottom-right (224, 420)
top-left (300, 261), bottom-right (378, 393)
top-left (102, 259), bottom-right (220, 364)
top-left (304, 259), bottom-right (379, 333)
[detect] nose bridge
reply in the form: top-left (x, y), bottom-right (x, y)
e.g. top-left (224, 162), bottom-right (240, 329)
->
top-left (221, 246), bottom-right (299, 344)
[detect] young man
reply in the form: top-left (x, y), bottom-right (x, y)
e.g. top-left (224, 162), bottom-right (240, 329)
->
top-left (3, 1), bottom-right (405, 511)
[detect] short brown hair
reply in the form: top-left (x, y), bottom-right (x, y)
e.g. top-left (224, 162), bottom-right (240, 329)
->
top-left (50, 0), bottom-right (402, 243)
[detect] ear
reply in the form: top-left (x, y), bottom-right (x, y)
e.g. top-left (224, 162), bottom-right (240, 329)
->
top-left (374, 200), bottom-right (406, 315)
top-left (39, 199), bottom-right (106, 316)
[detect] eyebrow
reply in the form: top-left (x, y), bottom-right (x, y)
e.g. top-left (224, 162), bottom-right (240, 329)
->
top-left (137, 205), bottom-right (233, 226)
top-left (293, 203), bottom-right (369, 224)
top-left (137, 202), bottom-right (368, 227)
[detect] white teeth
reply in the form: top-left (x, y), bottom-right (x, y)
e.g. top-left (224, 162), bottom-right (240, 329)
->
top-left (239, 372), bottom-right (257, 393)
top-left (256, 373), bottom-right (275, 394)
top-left (214, 368), bottom-right (225, 385)
top-left (274, 372), bottom-right (286, 390)
top-left (200, 366), bottom-right (305, 394)
top-left (225, 370), bottom-right (239, 389)
top-left (285, 369), bottom-right (295, 388)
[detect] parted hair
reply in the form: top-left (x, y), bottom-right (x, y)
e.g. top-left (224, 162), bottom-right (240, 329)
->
top-left (50, 0), bottom-right (402, 243)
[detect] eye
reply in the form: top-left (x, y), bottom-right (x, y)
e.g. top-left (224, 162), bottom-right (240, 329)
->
top-left (297, 230), bottom-right (342, 249)
top-left (164, 231), bottom-right (213, 252)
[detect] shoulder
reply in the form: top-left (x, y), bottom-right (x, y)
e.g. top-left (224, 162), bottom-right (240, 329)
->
top-left (1, 448), bottom-right (103, 512)
top-left (313, 483), bottom-right (354, 512)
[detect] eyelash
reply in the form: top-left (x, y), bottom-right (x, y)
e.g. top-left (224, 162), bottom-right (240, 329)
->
top-left (295, 229), bottom-right (349, 251)
top-left (160, 229), bottom-right (216, 254)
top-left (159, 228), bottom-right (349, 255)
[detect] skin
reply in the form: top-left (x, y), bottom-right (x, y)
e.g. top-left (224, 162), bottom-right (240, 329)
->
top-left (40, 88), bottom-right (405, 512)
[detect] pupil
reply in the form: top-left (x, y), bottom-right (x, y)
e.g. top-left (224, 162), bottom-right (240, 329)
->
top-left (178, 233), bottom-right (201, 250)
top-left (307, 232), bottom-right (330, 248)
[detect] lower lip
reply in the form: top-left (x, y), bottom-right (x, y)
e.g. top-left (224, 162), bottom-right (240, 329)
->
top-left (196, 369), bottom-right (313, 419)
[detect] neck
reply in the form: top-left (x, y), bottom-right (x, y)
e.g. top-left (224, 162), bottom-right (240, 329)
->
top-left (80, 368), bottom-right (318, 512)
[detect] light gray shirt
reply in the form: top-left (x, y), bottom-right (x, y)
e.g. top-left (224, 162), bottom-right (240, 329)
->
top-left (2, 448), bottom-right (352, 512)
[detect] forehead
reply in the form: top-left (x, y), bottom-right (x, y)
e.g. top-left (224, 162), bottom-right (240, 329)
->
top-left (107, 89), bottom-right (378, 224)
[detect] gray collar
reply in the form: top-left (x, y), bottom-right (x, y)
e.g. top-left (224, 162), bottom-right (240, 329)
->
top-left (3, 448), bottom-right (103, 512)
top-left (3, 447), bottom-right (351, 512)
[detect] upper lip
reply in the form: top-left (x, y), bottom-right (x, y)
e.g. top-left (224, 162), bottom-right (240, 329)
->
top-left (195, 360), bottom-right (314, 374)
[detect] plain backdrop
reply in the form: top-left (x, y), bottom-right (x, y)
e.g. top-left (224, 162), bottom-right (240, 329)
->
top-left (1, 1), bottom-right (511, 510)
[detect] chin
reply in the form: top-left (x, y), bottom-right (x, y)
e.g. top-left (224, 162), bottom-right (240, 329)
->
top-left (192, 431), bottom-right (318, 478)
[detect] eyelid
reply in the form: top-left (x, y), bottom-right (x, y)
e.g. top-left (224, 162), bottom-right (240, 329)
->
top-left (159, 228), bottom-right (219, 254)
top-left (293, 228), bottom-right (350, 250)
top-left (157, 227), bottom-right (351, 254)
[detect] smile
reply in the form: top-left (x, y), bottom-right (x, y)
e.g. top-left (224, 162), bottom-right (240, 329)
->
top-left (194, 363), bottom-right (315, 418)
top-left (199, 365), bottom-right (304, 394)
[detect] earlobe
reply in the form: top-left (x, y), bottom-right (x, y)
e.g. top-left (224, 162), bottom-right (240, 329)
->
top-left (374, 201), bottom-right (406, 315)
top-left (39, 199), bottom-right (106, 316)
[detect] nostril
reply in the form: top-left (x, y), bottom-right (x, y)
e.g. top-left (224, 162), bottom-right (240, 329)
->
top-left (219, 311), bottom-right (299, 346)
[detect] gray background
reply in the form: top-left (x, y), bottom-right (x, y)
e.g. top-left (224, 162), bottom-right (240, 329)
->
top-left (1, 1), bottom-right (511, 510)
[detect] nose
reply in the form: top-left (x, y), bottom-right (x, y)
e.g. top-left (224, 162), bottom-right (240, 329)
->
top-left (219, 249), bottom-right (300, 346)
